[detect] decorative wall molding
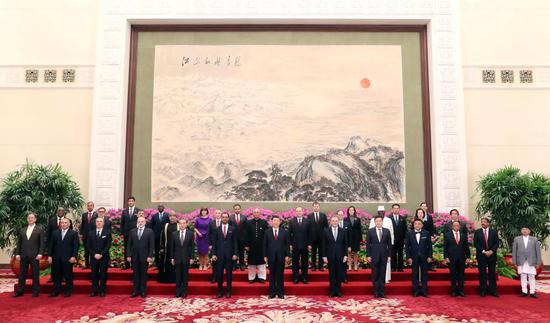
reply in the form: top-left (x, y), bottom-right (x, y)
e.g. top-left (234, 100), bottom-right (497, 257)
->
top-left (90, 0), bottom-right (468, 215)
top-left (463, 65), bottom-right (550, 89)
top-left (0, 65), bottom-right (94, 88)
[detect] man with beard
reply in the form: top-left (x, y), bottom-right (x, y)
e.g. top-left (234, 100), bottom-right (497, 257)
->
top-left (245, 208), bottom-right (268, 283)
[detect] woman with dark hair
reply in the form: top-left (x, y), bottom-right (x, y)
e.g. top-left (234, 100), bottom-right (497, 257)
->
top-left (345, 206), bottom-right (362, 271)
top-left (194, 207), bottom-right (212, 270)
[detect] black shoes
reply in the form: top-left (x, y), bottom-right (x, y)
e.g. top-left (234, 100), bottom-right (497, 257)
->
top-left (216, 291), bottom-right (223, 298)
top-left (12, 292), bottom-right (23, 298)
top-left (278, 294), bottom-right (285, 299)
top-left (90, 292), bottom-right (97, 297)
top-left (490, 292), bottom-right (499, 297)
top-left (225, 291), bottom-right (231, 298)
top-left (458, 292), bottom-right (466, 297)
top-left (140, 292), bottom-right (146, 298)
top-left (131, 292), bottom-right (138, 298)
top-left (99, 292), bottom-right (106, 297)
top-left (530, 293), bottom-right (537, 298)
top-left (293, 279), bottom-right (299, 284)
top-left (269, 294), bottom-right (276, 299)
top-left (64, 292), bottom-right (71, 298)
top-left (32, 292), bottom-right (39, 297)
top-left (480, 292), bottom-right (486, 297)
top-left (49, 292), bottom-right (60, 297)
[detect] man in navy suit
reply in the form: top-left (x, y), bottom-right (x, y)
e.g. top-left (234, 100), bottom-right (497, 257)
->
top-left (151, 204), bottom-right (169, 268)
top-left (444, 220), bottom-right (471, 297)
top-left (474, 217), bottom-right (499, 297)
top-left (405, 219), bottom-right (433, 297)
top-left (229, 204), bottom-right (247, 271)
top-left (211, 212), bottom-right (238, 298)
top-left (87, 217), bottom-right (112, 297)
top-left (127, 214), bottom-right (154, 298)
top-left (322, 215), bottom-right (348, 297)
top-left (171, 218), bottom-right (194, 298)
top-left (367, 215), bottom-right (392, 298)
top-left (288, 207), bottom-right (311, 284)
top-left (308, 202), bottom-right (328, 271)
top-left (121, 196), bottom-right (140, 269)
top-left (48, 218), bottom-right (79, 297)
top-left (263, 216), bottom-right (290, 298)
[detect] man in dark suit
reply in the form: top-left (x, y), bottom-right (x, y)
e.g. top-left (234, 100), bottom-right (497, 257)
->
top-left (151, 204), bottom-right (169, 268)
top-left (211, 212), bottom-right (238, 298)
top-left (289, 207), bottom-right (311, 284)
top-left (322, 215), bottom-right (348, 297)
top-left (47, 207), bottom-right (73, 244)
top-left (48, 218), bottom-right (79, 297)
top-left (121, 196), bottom-right (140, 269)
top-left (337, 210), bottom-right (351, 283)
top-left (389, 203), bottom-right (407, 272)
top-left (80, 201), bottom-right (97, 269)
top-left (308, 201), bottom-right (328, 271)
top-left (474, 217), bottom-right (499, 297)
top-left (90, 207), bottom-right (112, 233)
top-left (126, 214), bottom-right (154, 298)
top-left (229, 204), bottom-right (247, 270)
top-left (87, 217), bottom-right (111, 297)
top-left (419, 202), bottom-right (436, 272)
top-left (405, 219), bottom-right (433, 297)
top-left (208, 209), bottom-right (222, 283)
top-left (444, 220), bottom-right (471, 297)
top-left (367, 215), bottom-right (392, 298)
top-left (444, 209), bottom-right (468, 236)
top-left (13, 212), bottom-right (45, 298)
top-left (171, 218), bottom-right (194, 298)
top-left (263, 216), bottom-right (290, 299)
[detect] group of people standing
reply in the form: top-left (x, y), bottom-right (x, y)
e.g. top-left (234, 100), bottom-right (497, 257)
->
top-left (13, 199), bottom-right (543, 300)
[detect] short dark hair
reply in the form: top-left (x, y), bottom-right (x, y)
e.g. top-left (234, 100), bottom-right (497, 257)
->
top-left (312, 201), bottom-right (320, 206)
top-left (451, 220), bottom-right (461, 226)
top-left (272, 215), bottom-right (281, 220)
top-left (97, 207), bottom-right (106, 212)
top-left (392, 203), bottom-right (400, 208)
top-left (480, 217), bottom-right (490, 223)
top-left (199, 207), bottom-right (209, 215)
top-left (450, 209), bottom-right (459, 215)
top-left (374, 215), bottom-right (384, 220)
top-left (233, 203), bottom-right (241, 208)
top-left (413, 218), bottom-right (423, 225)
top-left (419, 201), bottom-right (427, 206)
top-left (128, 196), bottom-right (136, 201)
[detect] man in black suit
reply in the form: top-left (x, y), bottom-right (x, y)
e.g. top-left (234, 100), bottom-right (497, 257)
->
top-left (474, 217), bottom-right (499, 297)
top-left (322, 215), bottom-right (348, 297)
top-left (308, 201), bottom-right (328, 271)
top-left (389, 203), bottom-right (407, 272)
top-left (367, 215), bottom-right (392, 298)
top-left (90, 207), bottom-right (112, 233)
top-left (419, 202), bottom-right (436, 272)
top-left (229, 204), bottom-right (247, 271)
top-left (80, 201), bottom-right (97, 269)
top-left (47, 207), bottom-right (73, 244)
top-left (127, 214), bottom-right (154, 298)
top-left (337, 210), bottom-right (351, 283)
top-left (211, 212), bottom-right (238, 298)
top-left (208, 209), bottom-right (222, 283)
top-left (151, 204), bottom-right (169, 268)
top-left (444, 209), bottom-right (468, 236)
top-left (87, 217), bottom-right (111, 297)
top-left (13, 212), bottom-right (45, 298)
top-left (444, 220), bottom-right (471, 297)
top-left (171, 218), bottom-right (194, 298)
top-left (289, 207), bottom-right (311, 284)
top-left (263, 216), bottom-right (290, 299)
top-left (405, 219), bottom-right (433, 297)
top-left (121, 196), bottom-right (140, 269)
top-left (48, 218), bottom-right (79, 297)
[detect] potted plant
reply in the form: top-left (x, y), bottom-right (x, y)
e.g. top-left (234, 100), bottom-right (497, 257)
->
top-left (475, 166), bottom-right (550, 276)
top-left (0, 161), bottom-right (84, 275)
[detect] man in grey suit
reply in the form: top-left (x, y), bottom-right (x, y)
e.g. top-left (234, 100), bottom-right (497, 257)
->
top-left (13, 212), bottom-right (45, 297)
top-left (512, 227), bottom-right (542, 298)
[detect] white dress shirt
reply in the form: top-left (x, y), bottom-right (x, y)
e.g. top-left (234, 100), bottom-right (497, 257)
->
top-left (26, 224), bottom-right (35, 240)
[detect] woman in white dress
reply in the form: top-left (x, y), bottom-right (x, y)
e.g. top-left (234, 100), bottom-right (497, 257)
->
top-left (370, 206), bottom-right (394, 283)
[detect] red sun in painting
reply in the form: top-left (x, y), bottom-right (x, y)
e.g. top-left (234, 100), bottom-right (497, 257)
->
top-left (360, 78), bottom-right (371, 89)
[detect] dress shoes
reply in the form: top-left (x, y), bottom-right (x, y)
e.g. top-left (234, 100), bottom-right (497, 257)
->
top-left (278, 294), bottom-right (285, 299)
top-left (12, 292), bottom-right (23, 298)
top-left (181, 293), bottom-right (187, 299)
top-left (64, 292), bottom-right (71, 297)
top-left (32, 292), bottom-right (39, 297)
top-left (269, 294), bottom-right (276, 299)
top-left (458, 292), bottom-right (466, 297)
top-left (302, 279), bottom-right (308, 284)
top-left (90, 292), bottom-right (97, 297)
top-left (140, 292), bottom-right (146, 298)
top-left (479, 292), bottom-right (486, 297)
top-left (520, 292), bottom-right (528, 297)
top-left (490, 292), bottom-right (499, 297)
top-left (216, 291), bottom-right (223, 298)
top-left (130, 292), bottom-right (138, 298)
top-left (99, 292), bottom-right (106, 297)
top-left (49, 292), bottom-right (60, 297)
top-left (225, 291), bottom-right (231, 298)
top-left (293, 279), bottom-right (299, 284)
top-left (336, 293), bottom-right (343, 298)
top-left (530, 293), bottom-right (537, 298)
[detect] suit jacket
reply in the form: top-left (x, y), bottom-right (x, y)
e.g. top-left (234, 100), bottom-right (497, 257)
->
top-left (47, 216), bottom-right (73, 243)
top-left (321, 226), bottom-right (348, 262)
top-left (127, 227), bottom-right (154, 261)
top-left (307, 212), bottom-right (328, 242)
top-left (121, 207), bottom-right (141, 237)
top-left (80, 211), bottom-right (98, 237)
top-left (86, 228), bottom-right (112, 258)
top-left (48, 229), bottom-right (79, 261)
top-left (211, 224), bottom-right (238, 261)
top-left (229, 213), bottom-right (248, 243)
top-left (170, 229), bottom-right (194, 265)
top-left (151, 211), bottom-right (170, 239)
top-left (208, 219), bottom-right (222, 245)
top-left (444, 231), bottom-right (470, 261)
top-left (345, 216), bottom-right (362, 246)
top-left (473, 227), bottom-right (499, 261)
top-left (289, 217), bottom-right (310, 249)
top-left (367, 227), bottom-right (392, 263)
top-left (444, 220), bottom-right (468, 236)
top-left (90, 218), bottom-right (112, 234)
top-left (512, 235), bottom-right (542, 267)
top-left (15, 225), bottom-right (45, 258)
top-left (411, 214), bottom-right (434, 235)
top-left (389, 214), bottom-right (408, 243)
top-left (405, 229), bottom-right (433, 260)
top-left (263, 227), bottom-right (290, 260)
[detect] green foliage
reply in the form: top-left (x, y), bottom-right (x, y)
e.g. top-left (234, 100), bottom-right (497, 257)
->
top-left (0, 160), bottom-right (84, 250)
top-left (475, 166), bottom-right (550, 250)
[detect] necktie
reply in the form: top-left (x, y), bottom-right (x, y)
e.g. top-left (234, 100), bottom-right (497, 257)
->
top-left (223, 225), bottom-right (227, 238)
top-left (340, 221), bottom-right (343, 228)
top-left (88, 212), bottom-right (92, 223)
top-left (377, 228), bottom-right (382, 242)
top-left (97, 230), bottom-right (100, 237)
top-left (395, 215), bottom-right (398, 224)
top-left (298, 218), bottom-right (301, 225)
top-left (180, 230), bottom-right (184, 246)
top-left (274, 229), bottom-right (278, 240)
top-left (333, 228), bottom-right (337, 241)
top-left (130, 207), bottom-right (133, 218)
top-left (315, 213), bottom-right (319, 223)
top-left (484, 229), bottom-right (488, 249)
top-left (138, 228), bottom-right (143, 240)
top-left (455, 231), bottom-right (459, 245)
top-left (61, 230), bottom-right (66, 240)
top-left (217, 220), bottom-right (220, 227)
top-left (236, 215), bottom-right (240, 225)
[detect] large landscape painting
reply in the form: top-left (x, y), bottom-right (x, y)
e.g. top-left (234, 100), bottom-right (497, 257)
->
top-left (151, 45), bottom-right (406, 203)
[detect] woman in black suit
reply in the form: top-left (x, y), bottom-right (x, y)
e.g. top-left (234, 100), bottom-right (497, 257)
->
top-left (345, 206), bottom-right (362, 271)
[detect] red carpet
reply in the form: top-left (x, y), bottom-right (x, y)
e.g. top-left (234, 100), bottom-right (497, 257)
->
top-left (16, 268), bottom-right (521, 296)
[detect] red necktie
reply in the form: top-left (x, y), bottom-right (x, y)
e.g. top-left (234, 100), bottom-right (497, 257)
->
top-left (223, 225), bottom-right (227, 238)
top-left (88, 212), bottom-right (92, 223)
top-left (484, 229), bottom-right (488, 249)
top-left (274, 229), bottom-right (278, 240)
top-left (455, 231), bottom-right (459, 245)
top-left (236, 215), bottom-right (240, 225)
